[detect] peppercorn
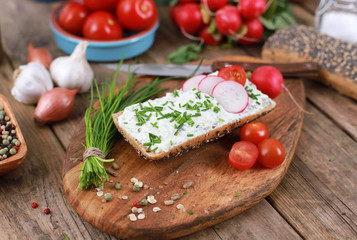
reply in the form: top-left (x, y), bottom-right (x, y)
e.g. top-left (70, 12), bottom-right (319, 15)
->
top-left (132, 185), bottom-right (140, 192)
top-left (114, 182), bottom-right (122, 190)
top-left (104, 193), bottom-right (112, 201)
top-left (0, 149), bottom-right (6, 155)
top-left (140, 199), bottom-right (148, 206)
top-left (9, 148), bottom-right (16, 155)
top-left (44, 208), bottom-right (50, 214)
top-left (31, 202), bottom-right (38, 208)
top-left (2, 139), bottom-right (9, 146)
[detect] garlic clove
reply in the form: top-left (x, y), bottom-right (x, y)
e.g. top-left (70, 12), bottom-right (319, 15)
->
top-left (11, 62), bottom-right (53, 104)
top-left (50, 41), bottom-right (94, 93)
top-left (33, 87), bottom-right (78, 124)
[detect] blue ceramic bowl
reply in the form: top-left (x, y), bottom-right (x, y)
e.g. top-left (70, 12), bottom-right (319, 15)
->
top-left (49, 5), bottom-right (159, 62)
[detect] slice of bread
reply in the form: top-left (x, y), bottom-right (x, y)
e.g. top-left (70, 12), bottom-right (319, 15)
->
top-left (113, 82), bottom-right (276, 161)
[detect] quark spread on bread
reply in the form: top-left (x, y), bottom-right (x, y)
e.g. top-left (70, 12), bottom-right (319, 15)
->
top-left (117, 80), bottom-right (274, 154)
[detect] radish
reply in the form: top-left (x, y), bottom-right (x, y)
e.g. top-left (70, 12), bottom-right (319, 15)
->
top-left (249, 66), bottom-right (283, 99)
top-left (197, 75), bottom-right (225, 95)
top-left (212, 81), bottom-right (249, 113)
top-left (250, 65), bottom-right (308, 113)
top-left (182, 74), bottom-right (207, 91)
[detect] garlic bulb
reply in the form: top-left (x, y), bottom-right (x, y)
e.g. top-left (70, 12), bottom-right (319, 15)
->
top-left (50, 41), bottom-right (94, 93)
top-left (11, 62), bottom-right (54, 104)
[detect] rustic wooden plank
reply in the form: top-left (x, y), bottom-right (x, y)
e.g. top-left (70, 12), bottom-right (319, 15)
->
top-left (304, 80), bottom-right (357, 141)
top-left (0, 61), bottom-right (111, 239)
top-left (267, 102), bottom-right (357, 239)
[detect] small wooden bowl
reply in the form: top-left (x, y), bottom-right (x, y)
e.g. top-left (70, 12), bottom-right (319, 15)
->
top-left (0, 94), bottom-right (27, 175)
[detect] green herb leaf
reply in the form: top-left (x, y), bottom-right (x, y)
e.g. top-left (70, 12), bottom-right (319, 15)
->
top-left (167, 43), bottom-right (203, 64)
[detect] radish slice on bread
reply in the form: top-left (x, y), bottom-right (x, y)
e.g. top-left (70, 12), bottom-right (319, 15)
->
top-left (197, 76), bottom-right (225, 94)
top-left (182, 74), bottom-right (207, 91)
top-left (212, 81), bottom-right (249, 113)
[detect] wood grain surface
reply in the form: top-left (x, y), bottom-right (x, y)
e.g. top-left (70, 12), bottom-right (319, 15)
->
top-left (62, 60), bottom-right (305, 239)
top-left (1, 0), bottom-right (356, 239)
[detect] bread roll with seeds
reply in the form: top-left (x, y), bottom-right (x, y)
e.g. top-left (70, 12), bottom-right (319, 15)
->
top-left (262, 25), bottom-right (357, 100)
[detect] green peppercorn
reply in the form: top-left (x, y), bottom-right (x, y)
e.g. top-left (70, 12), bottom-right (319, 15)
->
top-left (0, 110), bottom-right (5, 116)
top-left (104, 193), bottom-right (113, 201)
top-left (14, 141), bottom-right (20, 147)
top-left (141, 199), bottom-right (148, 206)
top-left (0, 149), bottom-right (6, 155)
top-left (2, 139), bottom-right (9, 146)
top-left (133, 185), bottom-right (141, 192)
top-left (7, 136), bottom-right (12, 141)
top-left (9, 148), bottom-right (16, 155)
top-left (115, 182), bottom-right (122, 190)
top-left (0, 107), bottom-right (3, 111)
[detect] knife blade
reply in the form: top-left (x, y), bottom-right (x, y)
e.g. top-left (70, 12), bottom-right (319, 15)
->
top-left (100, 63), bottom-right (212, 77)
top-left (100, 61), bottom-right (318, 78)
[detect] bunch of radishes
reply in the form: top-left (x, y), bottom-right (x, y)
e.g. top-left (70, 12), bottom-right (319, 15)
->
top-left (170, 0), bottom-right (267, 46)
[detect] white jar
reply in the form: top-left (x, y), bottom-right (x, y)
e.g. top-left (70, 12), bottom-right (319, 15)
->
top-left (315, 0), bottom-right (357, 43)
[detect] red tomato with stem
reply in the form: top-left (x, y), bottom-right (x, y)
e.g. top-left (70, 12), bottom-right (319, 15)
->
top-left (83, 0), bottom-right (119, 12)
top-left (82, 11), bottom-right (123, 40)
top-left (215, 5), bottom-right (242, 35)
top-left (239, 122), bottom-right (269, 145)
top-left (218, 65), bottom-right (246, 86)
top-left (116, 0), bottom-right (157, 31)
top-left (238, 0), bottom-right (267, 19)
top-left (249, 65), bottom-right (284, 99)
top-left (199, 25), bottom-right (223, 46)
top-left (58, 2), bottom-right (90, 36)
top-left (258, 139), bottom-right (286, 168)
top-left (200, 0), bottom-right (228, 11)
top-left (229, 141), bottom-right (259, 170)
top-left (238, 18), bottom-right (264, 45)
top-left (176, 3), bottom-right (204, 34)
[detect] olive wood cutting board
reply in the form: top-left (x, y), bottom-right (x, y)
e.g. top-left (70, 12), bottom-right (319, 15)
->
top-left (62, 56), bottom-right (305, 240)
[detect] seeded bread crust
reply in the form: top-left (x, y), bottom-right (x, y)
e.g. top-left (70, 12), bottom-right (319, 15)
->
top-left (112, 101), bottom-right (276, 161)
top-left (262, 25), bottom-right (357, 100)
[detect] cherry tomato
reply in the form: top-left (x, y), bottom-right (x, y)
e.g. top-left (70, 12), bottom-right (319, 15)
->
top-left (229, 141), bottom-right (259, 170)
top-left (83, 0), bottom-right (119, 12)
top-left (200, 0), bottom-right (228, 11)
top-left (116, 0), bottom-right (157, 31)
top-left (258, 139), bottom-right (286, 168)
top-left (238, 0), bottom-right (266, 19)
top-left (58, 2), bottom-right (90, 36)
top-left (218, 65), bottom-right (246, 86)
top-left (249, 66), bottom-right (284, 99)
top-left (238, 18), bottom-right (264, 45)
top-left (82, 11), bottom-right (123, 40)
top-left (176, 3), bottom-right (204, 34)
top-left (215, 5), bottom-right (242, 35)
top-left (240, 122), bottom-right (269, 145)
top-left (199, 25), bottom-right (223, 46)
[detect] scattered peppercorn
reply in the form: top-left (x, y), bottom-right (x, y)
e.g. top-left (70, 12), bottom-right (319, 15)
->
top-left (104, 193), bottom-right (113, 201)
top-left (31, 202), bottom-right (38, 208)
top-left (115, 182), bottom-right (122, 190)
top-left (141, 199), bottom-right (148, 206)
top-left (44, 208), bottom-right (51, 214)
top-left (133, 201), bottom-right (140, 208)
top-left (133, 185), bottom-right (141, 192)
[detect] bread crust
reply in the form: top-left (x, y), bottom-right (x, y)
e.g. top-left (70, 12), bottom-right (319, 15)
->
top-left (262, 25), bottom-right (357, 100)
top-left (112, 101), bottom-right (275, 161)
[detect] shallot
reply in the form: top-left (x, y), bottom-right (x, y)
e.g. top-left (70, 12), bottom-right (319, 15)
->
top-left (27, 42), bottom-right (53, 69)
top-left (34, 87), bottom-right (78, 124)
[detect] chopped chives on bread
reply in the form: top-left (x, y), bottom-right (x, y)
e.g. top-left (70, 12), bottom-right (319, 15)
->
top-left (112, 80), bottom-right (276, 161)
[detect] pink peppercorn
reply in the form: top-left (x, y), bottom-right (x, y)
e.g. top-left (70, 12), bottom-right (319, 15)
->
top-left (44, 208), bottom-right (50, 214)
top-left (133, 201), bottom-right (140, 208)
top-left (31, 202), bottom-right (38, 208)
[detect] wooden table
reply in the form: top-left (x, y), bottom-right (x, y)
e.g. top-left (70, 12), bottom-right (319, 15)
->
top-left (0, 1), bottom-right (356, 239)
